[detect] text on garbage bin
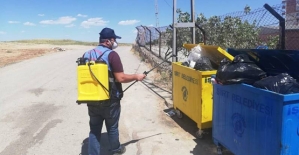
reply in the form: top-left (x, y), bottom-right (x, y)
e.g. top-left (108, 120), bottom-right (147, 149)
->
top-left (174, 71), bottom-right (198, 85)
top-left (216, 88), bottom-right (273, 116)
top-left (287, 106), bottom-right (299, 115)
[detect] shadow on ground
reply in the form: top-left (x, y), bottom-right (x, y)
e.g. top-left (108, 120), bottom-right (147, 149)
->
top-left (80, 132), bottom-right (111, 155)
top-left (164, 108), bottom-right (234, 155)
top-left (80, 132), bottom-right (161, 155)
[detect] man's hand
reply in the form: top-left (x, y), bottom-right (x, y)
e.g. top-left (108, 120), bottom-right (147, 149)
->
top-left (114, 72), bottom-right (146, 83)
top-left (136, 74), bottom-right (146, 81)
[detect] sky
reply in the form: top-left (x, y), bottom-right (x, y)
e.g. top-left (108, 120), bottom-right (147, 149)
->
top-left (0, 0), bottom-right (282, 43)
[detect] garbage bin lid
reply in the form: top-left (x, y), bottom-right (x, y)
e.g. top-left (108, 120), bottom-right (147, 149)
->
top-left (227, 48), bottom-right (299, 80)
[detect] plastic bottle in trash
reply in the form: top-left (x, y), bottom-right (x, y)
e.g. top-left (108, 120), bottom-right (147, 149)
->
top-left (211, 75), bottom-right (217, 84)
top-left (187, 45), bottom-right (203, 68)
top-left (187, 51), bottom-right (201, 68)
top-left (187, 50), bottom-right (201, 62)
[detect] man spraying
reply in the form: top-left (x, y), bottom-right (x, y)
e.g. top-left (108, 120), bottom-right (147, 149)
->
top-left (82, 27), bottom-right (146, 155)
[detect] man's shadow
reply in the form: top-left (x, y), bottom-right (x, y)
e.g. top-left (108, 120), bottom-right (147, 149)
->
top-left (164, 108), bottom-right (234, 155)
top-left (80, 132), bottom-right (111, 155)
top-left (80, 132), bottom-right (161, 155)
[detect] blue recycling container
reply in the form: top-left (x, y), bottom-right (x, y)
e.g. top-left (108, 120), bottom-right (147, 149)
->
top-left (212, 49), bottom-right (299, 155)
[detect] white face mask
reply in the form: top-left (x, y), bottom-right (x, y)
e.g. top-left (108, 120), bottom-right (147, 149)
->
top-left (108, 40), bottom-right (118, 49)
top-left (112, 41), bottom-right (118, 49)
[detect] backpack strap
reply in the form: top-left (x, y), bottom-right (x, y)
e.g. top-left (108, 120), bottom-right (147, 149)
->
top-left (95, 49), bottom-right (110, 61)
top-left (81, 49), bottom-right (110, 61)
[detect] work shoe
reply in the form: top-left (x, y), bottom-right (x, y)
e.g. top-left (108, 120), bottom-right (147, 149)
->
top-left (113, 145), bottom-right (126, 155)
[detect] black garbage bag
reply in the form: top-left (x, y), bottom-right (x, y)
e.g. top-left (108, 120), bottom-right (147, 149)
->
top-left (216, 54), bottom-right (266, 85)
top-left (193, 56), bottom-right (214, 71)
top-left (253, 73), bottom-right (299, 94)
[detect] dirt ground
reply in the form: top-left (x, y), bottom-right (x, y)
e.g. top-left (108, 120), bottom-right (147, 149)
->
top-left (0, 42), bottom-right (93, 68)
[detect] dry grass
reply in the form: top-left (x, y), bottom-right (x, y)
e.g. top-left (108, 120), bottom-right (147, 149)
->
top-left (8, 39), bottom-right (132, 46)
top-left (130, 46), bottom-right (172, 91)
top-left (0, 39), bottom-right (132, 68)
top-left (9, 39), bottom-right (98, 46)
top-left (0, 49), bottom-right (52, 67)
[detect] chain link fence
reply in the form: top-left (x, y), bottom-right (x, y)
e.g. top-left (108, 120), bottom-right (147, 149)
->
top-left (135, 25), bottom-right (173, 59)
top-left (135, 3), bottom-right (299, 62)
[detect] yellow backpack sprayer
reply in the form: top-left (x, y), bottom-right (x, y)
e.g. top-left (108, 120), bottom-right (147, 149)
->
top-left (76, 53), bottom-right (110, 104)
top-left (76, 52), bottom-right (174, 104)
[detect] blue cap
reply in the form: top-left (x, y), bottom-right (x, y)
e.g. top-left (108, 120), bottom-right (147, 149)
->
top-left (99, 28), bottom-right (121, 40)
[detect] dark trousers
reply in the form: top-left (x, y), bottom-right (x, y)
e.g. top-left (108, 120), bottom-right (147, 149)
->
top-left (87, 100), bottom-right (121, 155)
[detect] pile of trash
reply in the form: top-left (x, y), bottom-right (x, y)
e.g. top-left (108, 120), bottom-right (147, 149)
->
top-left (179, 45), bottom-right (299, 94)
top-left (181, 45), bottom-right (215, 71)
top-left (52, 47), bottom-right (66, 51)
top-left (214, 54), bottom-right (299, 94)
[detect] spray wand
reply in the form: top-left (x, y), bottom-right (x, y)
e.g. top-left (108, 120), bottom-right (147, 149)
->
top-left (123, 55), bottom-right (174, 92)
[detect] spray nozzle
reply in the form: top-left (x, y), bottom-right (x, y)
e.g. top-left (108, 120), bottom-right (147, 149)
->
top-left (76, 57), bottom-right (89, 66)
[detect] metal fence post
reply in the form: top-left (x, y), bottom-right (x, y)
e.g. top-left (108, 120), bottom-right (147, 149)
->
top-left (135, 27), bottom-right (140, 46)
top-left (191, 0), bottom-right (195, 44)
top-left (145, 26), bottom-right (152, 52)
top-left (155, 27), bottom-right (162, 57)
top-left (172, 0), bottom-right (177, 62)
top-left (195, 23), bottom-right (207, 45)
top-left (172, 0), bottom-right (196, 62)
top-left (264, 3), bottom-right (285, 50)
top-left (141, 25), bottom-right (149, 51)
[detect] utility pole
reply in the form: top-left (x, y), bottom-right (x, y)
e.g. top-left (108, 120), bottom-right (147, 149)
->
top-left (155, 0), bottom-right (159, 27)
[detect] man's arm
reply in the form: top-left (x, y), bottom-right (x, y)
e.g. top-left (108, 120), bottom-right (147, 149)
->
top-left (109, 51), bottom-right (145, 83)
top-left (114, 72), bottom-right (145, 83)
